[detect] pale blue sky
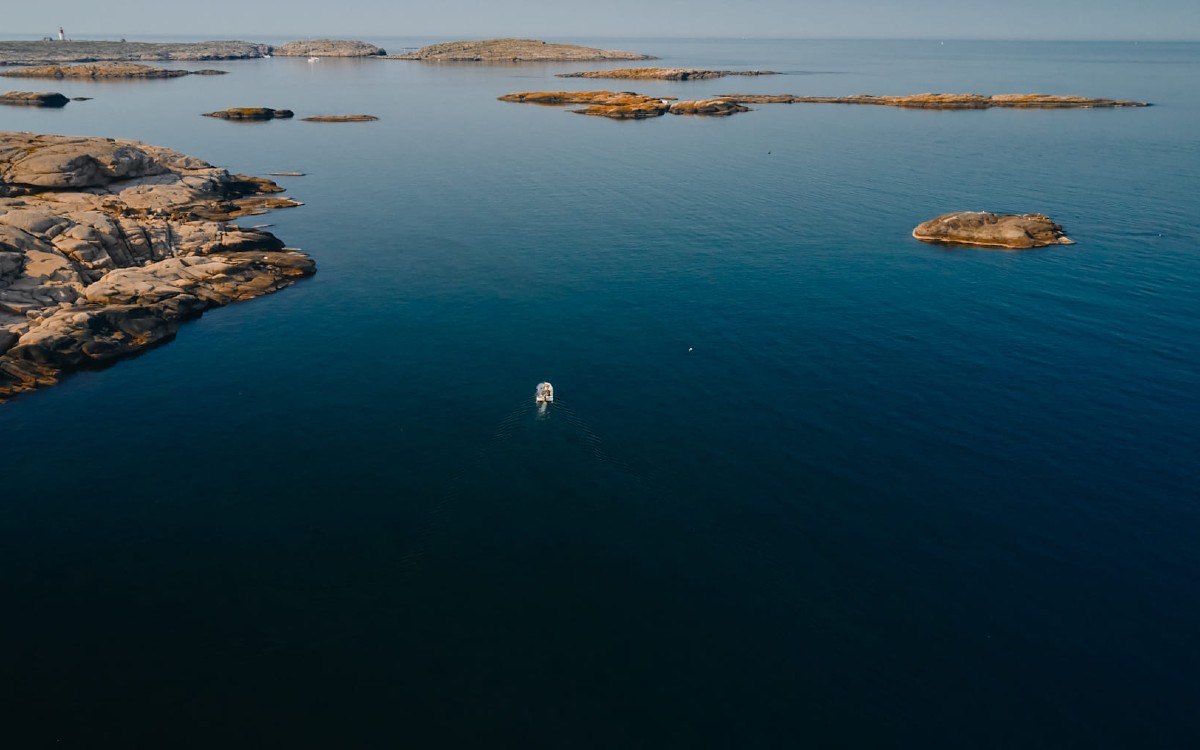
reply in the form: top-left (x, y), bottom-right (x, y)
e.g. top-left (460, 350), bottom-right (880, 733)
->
top-left (6, 0), bottom-right (1199, 41)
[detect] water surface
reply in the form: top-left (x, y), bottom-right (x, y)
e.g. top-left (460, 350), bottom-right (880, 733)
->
top-left (2, 38), bottom-right (1198, 747)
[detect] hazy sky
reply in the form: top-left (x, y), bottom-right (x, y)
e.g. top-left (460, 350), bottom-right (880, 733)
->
top-left (6, 0), bottom-right (1199, 41)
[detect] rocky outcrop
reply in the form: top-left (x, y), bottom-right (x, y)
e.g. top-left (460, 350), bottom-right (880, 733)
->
top-left (558, 68), bottom-right (775, 80)
top-left (718, 93), bottom-right (1150, 108)
top-left (912, 212), bottom-right (1075, 249)
top-left (669, 99), bottom-right (750, 116)
top-left (273, 39), bottom-right (386, 57)
top-left (500, 90), bottom-right (673, 118)
top-left (0, 91), bottom-right (69, 107)
top-left (202, 108), bottom-right (294, 120)
top-left (388, 38), bottom-right (654, 62)
top-left (0, 40), bottom-right (270, 65)
top-left (0, 132), bottom-right (313, 403)
top-left (499, 90), bottom-right (750, 119)
top-left (300, 114), bottom-right (379, 122)
top-left (0, 62), bottom-right (190, 79)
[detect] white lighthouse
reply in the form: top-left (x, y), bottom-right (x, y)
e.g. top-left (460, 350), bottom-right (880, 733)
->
top-left (58, 27), bottom-right (66, 41)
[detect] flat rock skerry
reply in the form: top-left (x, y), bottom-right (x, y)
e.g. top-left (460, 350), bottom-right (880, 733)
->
top-left (389, 38), bottom-right (654, 62)
top-left (558, 68), bottom-right (776, 80)
top-left (718, 93), bottom-right (1150, 108)
top-left (203, 107), bottom-right (294, 120)
top-left (0, 62), bottom-right (193, 79)
top-left (912, 212), bottom-right (1075, 249)
top-left (0, 132), bottom-right (313, 403)
top-left (301, 114), bottom-right (379, 122)
top-left (500, 90), bottom-right (750, 119)
top-left (0, 91), bottom-right (69, 107)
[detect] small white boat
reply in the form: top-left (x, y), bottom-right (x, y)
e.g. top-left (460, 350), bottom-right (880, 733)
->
top-left (535, 382), bottom-right (554, 404)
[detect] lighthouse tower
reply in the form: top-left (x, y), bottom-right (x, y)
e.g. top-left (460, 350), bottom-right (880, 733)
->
top-left (58, 27), bottom-right (66, 41)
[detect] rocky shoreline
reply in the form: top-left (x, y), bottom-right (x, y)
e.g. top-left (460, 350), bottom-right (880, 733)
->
top-left (0, 132), bottom-right (314, 403)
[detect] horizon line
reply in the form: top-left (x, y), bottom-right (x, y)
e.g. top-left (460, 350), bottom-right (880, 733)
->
top-left (4, 32), bottom-right (1200, 44)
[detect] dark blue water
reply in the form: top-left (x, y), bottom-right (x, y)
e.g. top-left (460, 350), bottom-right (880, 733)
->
top-left (3, 39), bottom-right (1199, 747)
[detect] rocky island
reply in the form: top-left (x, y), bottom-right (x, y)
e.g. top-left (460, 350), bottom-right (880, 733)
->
top-left (500, 90), bottom-right (748, 118)
top-left (558, 68), bottom-right (776, 80)
top-left (273, 39), bottom-right (386, 57)
top-left (0, 91), bottom-right (69, 107)
top-left (0, 40), bottom-right (270, 65)
top-left (203, 108), bottom-right (294, 120)
top-left (912, 212), bottom-right (1075, 249)
top-left (717, 93), bottom-right (1150, 109)
top-left (387, 38), bottom-right (654, 62)
top-left (0, 132), bottom-right (313, 403)
top-left (0, 62), bottom-right (199, 79)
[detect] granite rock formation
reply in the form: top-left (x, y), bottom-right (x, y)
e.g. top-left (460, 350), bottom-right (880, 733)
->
top-left (912, 212), bottom-right (1075, 249)
top-left (0, 132), bottom-right (313, 403)
top-left (388, 38), bottom-right (654, 62)
top-left (0, 91), bottom-right (69, 107)
top-left (273, 39), bottom-right (386, 57)
top-left (718, 93), bottom-right (1150, 108)
top-left (558, 68), bottom-right (776, 80)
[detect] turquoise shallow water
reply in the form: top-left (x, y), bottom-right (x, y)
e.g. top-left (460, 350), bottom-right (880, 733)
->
top-left (2, 38), bottom-right (1199, 746)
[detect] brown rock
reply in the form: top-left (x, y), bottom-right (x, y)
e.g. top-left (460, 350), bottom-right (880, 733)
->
top-left (912, 212), bottom-right (1076, 249)
top-left (669, 99), bottom-right (750, 116)
top-left (0, 91), bottom-right (69, 107)
top-left (202, 108), bottom-right (294, 120)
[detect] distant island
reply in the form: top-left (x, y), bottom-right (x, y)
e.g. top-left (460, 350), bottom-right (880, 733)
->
top-left (273, 39), bottom-right (386, 57)
top-left (558, 68), bottom-right (776, 80)
top-left (0, 132), bottom-right (313, 403)
top-left (716, 93), bottom-right (1150, 109)
top-left (386, 38), bottom-right (654, 62)
top-left (0, 40), bottom-right (270, 65)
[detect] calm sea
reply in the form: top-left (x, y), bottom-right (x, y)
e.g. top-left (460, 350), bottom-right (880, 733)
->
top-left (2, 38), bottom-right (1198, 747)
